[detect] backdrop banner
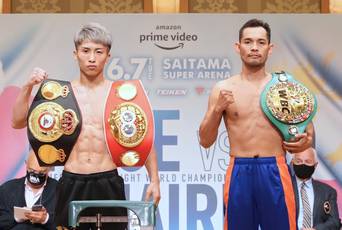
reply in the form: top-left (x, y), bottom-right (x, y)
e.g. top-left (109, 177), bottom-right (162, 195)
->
top-left (0, 14), bottom-right (341, 229)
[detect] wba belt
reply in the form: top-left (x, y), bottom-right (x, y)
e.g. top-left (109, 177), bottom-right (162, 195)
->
top-left (260, 71), bottom-right (317, 141)
top-left (27, 79), bottom-right (82, 166)
top-left (104, 80), bottom-right (154, 167)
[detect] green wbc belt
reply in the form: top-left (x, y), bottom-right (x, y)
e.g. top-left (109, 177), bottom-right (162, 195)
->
top-left (260, 71), bottom-right (317, 141)
top-left (27, 79), bottom-right (82, 166)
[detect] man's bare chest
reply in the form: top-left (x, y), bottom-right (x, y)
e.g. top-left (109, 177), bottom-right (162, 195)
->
top-left (226, 89), bottom-right (263, 120)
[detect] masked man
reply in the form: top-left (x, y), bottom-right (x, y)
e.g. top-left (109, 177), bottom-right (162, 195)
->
top-left (292, 147), bottom-right (341, 230)
top-left (0, 151), bottom-right (57, 230)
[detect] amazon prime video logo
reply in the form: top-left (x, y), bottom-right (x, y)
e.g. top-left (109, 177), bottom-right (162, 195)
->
top-left (139, 25), bottom-right (198, 50)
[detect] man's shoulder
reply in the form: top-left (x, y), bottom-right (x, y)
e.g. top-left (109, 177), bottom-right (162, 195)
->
top-left (70, 79), bottom-right (79, 86)
top-left (214, 75), bottom-right (240, 89)
top-left (0, 177), bottom-right (24, 190)
top-left (313, 179), bottom-right (337, 194)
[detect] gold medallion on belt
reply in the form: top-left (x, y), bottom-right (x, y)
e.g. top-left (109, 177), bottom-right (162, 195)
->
top-left (266, 81), bottom-right (315, 124)
top-left (108, 102), bottom-right (147, 148)
top-left (41, 81), bottom-right (70, 100)
top-left (38, 145), bottom-right (66, 164)
top-left (28, 102), bottom-right (79, 142)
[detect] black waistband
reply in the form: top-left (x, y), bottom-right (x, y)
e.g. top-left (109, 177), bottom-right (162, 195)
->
top-left (62, 169), bottom-right (119, 180)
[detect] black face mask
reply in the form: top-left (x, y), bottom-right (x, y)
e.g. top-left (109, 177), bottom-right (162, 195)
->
top-left (293, 164), bottom-right (315, 180)
top-left (26, 171), bottom-right (47, 187)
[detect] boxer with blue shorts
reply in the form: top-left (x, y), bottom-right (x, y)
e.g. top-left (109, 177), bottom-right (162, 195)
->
top-left (199, 18), bottom-right (314, 230)
top-left (224, 156), bottom-right (296, 230)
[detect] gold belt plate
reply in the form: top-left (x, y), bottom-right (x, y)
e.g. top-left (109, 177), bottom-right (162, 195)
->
top-left (28, 102), bottom-right (79, 142)
top-left (108, 102), bottom-right (147, 148)
top-left (266, 81), bottom-right (315, 124)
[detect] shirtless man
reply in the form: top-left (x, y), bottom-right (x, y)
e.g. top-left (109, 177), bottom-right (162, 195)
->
top-left (12, 22), bottom-right (160, 229)
top-left (199, 19), bottom-right (314, 230)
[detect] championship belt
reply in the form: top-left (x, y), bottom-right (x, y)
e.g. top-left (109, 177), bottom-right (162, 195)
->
top-left (27, 79), bottom-right (82, 166)
top-left (260, 71), bottom-right (317, 141)
top-left (104, 80), bottom-right (154, 167)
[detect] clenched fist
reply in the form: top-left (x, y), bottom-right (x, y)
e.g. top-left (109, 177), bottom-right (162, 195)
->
top-left (25, 67), bottom-right (48, 88)
top-left (214, 90), bottom-right (234, 114)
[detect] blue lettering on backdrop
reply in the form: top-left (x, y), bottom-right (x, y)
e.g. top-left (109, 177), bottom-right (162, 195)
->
top-left (187, 184), bottom-right (217, 230)
top-left (169, 184), bottom-right (179, 229)
top-left (153, 110), bottom-right (180, 171)
top-left (154, 110), bottom-right (180, 229)
top-left (217, 131), bottom-right (230, 171)
top-left (124, 110), bottom-right (223, 229)
top-left (125, 184), bottom-right (219, 230)
top-left (198, 131), bottom-right (230, 171)
top-left (197, 131), bottom-right (216, 171)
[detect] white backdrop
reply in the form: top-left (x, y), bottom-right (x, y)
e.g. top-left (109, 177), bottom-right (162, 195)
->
top-left (0, 14), bottom-right (341, 229)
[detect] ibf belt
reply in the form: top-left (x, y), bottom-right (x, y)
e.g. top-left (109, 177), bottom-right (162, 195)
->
top-left (260, 71), bottom-right (317, 141)
top-left (104, 80), bottom-right (154, 167)
top-left (27, 79), bottom-right (82, 166)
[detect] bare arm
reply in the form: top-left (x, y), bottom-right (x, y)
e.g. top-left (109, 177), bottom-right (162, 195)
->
top-left (144, 146), bottom-right (161, 205)
top-left (199, 84), bottom-right (234, 148)
top-left (11, 68), bottom-right (47, 129)
top-left (11, 84), bottom-right (34, 129)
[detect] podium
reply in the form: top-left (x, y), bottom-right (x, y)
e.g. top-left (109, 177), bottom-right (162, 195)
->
top-left (68, 200), bottom-right (156, 230)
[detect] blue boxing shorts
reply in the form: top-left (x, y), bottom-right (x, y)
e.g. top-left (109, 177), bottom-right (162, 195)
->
top-left (224, 156), bottom-right (296, 230)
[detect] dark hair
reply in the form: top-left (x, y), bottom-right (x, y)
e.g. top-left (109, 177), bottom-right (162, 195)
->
top-left (239, 18), bottom-right (271, 43)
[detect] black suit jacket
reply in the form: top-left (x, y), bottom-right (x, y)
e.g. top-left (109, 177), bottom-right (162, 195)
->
top-left (293, 177), bottom-right (341, 230)
top-left (0, 177), bottom-right (58, 230)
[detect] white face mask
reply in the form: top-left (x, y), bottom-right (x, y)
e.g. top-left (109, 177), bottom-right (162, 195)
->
top-left (26, 171), bottom-right (47, 186)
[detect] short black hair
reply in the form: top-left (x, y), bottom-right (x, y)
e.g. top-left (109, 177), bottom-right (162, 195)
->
top-left (239, 18), bottom-right (271, 43)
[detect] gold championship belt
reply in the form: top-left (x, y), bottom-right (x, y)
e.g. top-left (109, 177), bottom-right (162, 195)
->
top-left (27, 79), bottom-right (82, 166)
top-left (260, 71), bottom-right (317, 141)
top-left (104, 80), bottom-right (154, 167)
